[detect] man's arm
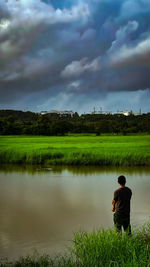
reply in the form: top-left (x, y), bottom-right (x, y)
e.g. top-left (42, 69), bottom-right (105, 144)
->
top-left (112, 190), bottom-right (118, 212)
top-left (112, 199), bottom-right (116, 212)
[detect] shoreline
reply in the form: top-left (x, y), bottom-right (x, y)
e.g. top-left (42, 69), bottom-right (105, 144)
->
top-left (1, 224), bottom-right (150, 266)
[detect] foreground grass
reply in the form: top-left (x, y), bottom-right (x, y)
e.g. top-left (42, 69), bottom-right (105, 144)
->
top-left (2, 225), bottom-right (150, 266)
top-left (0, 135), bottom-right (150, 166)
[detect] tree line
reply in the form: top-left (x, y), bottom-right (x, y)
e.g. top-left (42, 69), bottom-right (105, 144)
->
top-left (0, 110), bottom-right (150, 135)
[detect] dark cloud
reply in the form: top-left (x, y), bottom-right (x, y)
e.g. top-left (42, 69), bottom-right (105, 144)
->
top-left (0, 0), bottom-right (150, 112)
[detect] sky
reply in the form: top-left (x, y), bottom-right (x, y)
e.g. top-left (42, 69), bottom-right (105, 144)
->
top-left (0, 0), bottom-right (150, 114)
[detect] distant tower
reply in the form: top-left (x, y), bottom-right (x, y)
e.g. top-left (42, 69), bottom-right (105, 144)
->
top-left (100, 107), bottom-right (102, 114)
top-left (139, 108), bottom-right (141, 115)
top-left (93, 107), bottom-right (96, 114)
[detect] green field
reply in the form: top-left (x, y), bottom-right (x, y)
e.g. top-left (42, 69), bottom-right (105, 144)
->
top-left (0, 135), bottom-right (150, 166)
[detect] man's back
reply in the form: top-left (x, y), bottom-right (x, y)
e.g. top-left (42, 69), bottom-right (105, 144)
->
top-left (114, 186), bottom-right (132, 215)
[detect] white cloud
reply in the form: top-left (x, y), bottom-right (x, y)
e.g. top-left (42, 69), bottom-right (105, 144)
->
top-left (108, 21), bottom-right (139, 54)
top-left (110, 37), bottom-right (150, 66)
top-left (61, 57), bottom-right (101, 77)
top-left (107, 20), bottom-right (150, 67)
top-left (0, 0), bottom-right (89, 35)
top-left (0, 19), bottom-right (10, 32)
top-left (0, 0), bottom-right (90, 82)
top-left (69, 81), bottom-right (81, 88)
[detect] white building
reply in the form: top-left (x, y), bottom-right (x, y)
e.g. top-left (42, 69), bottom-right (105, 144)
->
top-left (40, 111), bottom-right (48, 115)
top-left (49, 110), bottom-right (74, 116)
top-left (122, 110), bottom-right (132, 116)
top-left (115, 109), bottom-right (141, 116)
top-left (40, 110), bottom-right (74, 116)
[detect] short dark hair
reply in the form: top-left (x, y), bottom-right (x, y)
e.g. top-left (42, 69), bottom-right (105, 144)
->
top-left (118, 175), bottom-right (126, 185)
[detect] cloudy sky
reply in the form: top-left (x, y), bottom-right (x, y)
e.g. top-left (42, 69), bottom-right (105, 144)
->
top-left (0, 0), bottom-right (150, 113)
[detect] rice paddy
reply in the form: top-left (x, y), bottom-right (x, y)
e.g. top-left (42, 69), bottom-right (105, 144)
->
top-left (0, 134), bottom-right (150, 166)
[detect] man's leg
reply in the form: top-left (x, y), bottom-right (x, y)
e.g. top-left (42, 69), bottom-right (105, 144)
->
top-left (123, 216), bottom-right (131, 235)
top-left (113, 213), bottom-right (122, 233)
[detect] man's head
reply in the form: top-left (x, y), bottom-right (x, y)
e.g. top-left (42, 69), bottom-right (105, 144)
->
top-left (118, 175), bottom-right (126, 186)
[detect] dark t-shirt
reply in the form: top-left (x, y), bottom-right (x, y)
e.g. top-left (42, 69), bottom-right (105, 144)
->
top-left (113, 187), bottom-right (132, 215)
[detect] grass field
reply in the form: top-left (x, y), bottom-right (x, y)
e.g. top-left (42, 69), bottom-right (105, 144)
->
top-left (0, 135), bottom-right (150, 166)
top-left (2, 225), bottom-right (150, 266)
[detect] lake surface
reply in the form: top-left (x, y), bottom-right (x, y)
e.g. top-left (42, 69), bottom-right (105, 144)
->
top-left (0, 165), bottom-right (150, 260)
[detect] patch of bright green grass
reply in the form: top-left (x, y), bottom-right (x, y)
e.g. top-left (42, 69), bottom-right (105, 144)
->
top-left (0, 135), bottom-right (150, 166)
top-left (71, 227), bottom-right (150, 266)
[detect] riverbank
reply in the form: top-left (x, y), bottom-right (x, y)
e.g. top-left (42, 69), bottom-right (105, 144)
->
top-left (2, 225), bottom-right (150, 266)
top-left (0, 135), bottom-right (150, 166)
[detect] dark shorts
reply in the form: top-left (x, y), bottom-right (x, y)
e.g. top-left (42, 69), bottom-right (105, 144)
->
top-left (113, 212), bottom-right (131, 234)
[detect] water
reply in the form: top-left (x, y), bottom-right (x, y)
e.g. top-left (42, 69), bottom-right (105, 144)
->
top-left (0, 165), bottom-right (150, 260)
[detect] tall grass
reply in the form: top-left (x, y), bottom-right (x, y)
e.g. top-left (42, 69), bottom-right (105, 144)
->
top-left (2, 224), bottom-right (150, 266)
top-left (0, 135), bottom-right (150, 166)
top-left (71, 227), bottom-right (150, 266)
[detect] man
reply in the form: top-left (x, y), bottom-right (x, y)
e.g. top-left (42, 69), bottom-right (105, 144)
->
top-left (112, 175), bottom-right (132, 234)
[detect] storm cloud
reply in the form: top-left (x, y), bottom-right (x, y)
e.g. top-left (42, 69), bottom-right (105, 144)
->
top-left (0, 0), bottom-right (150, 113)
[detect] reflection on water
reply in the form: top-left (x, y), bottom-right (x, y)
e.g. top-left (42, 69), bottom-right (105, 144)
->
top-left (1, 164), bottom-right (150, 175)
top-left (0, 165), bottom-right (150, 260)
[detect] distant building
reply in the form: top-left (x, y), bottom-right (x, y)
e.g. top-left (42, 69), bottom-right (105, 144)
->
top-left (122, 110), bottom-right (132, 116)
top-left (114, 109), bottom-right (141, 116)
top-left (133, 109), bottom-right (142, 116)
top-left (40, 111), bottom-right (48, 115)
top-left (102, 111), bottom-right (112, 115)
top-left (40, 108), bottom-right (141, 117)
top-left (91, 107), bottom-right (112, 115)
top-left (49, 110), bottom-right (74, 116)
top-left (40, 110), bottom-right (74, 116)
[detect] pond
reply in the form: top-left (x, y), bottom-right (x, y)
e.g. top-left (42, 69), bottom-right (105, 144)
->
top-left (0, 165), bottom-right (150, 260)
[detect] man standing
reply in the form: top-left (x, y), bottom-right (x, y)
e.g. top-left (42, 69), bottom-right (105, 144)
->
top-left (112, 175), bottom-right (132, 234)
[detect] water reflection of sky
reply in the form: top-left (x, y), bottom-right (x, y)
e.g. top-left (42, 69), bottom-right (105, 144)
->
top-left (0, 165), bottom-right (150, 260)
